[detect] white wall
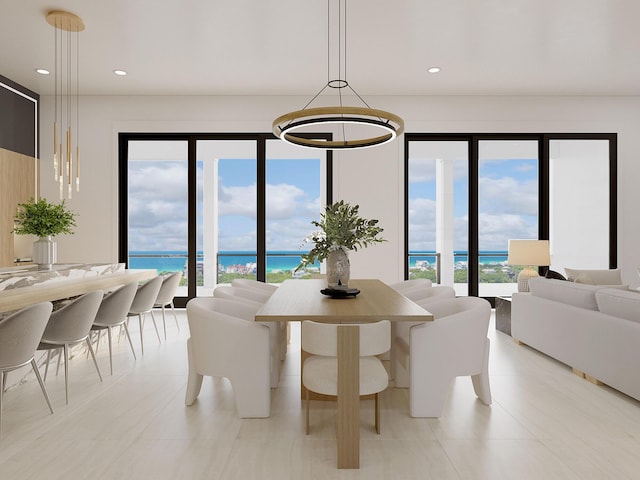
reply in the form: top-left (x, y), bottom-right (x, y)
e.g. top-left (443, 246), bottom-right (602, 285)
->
top-left (38, 95), bottom-right (640, 287)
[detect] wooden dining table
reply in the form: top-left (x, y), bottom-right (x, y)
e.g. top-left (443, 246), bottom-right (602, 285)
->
top-left (255, 278), bottom-right (434, 469)
top-left (0, 266), bottom-right (157, 314)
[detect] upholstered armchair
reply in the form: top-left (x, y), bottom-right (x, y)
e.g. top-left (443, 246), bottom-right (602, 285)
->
top-left (388, 278), bottom-right (433, 294)
top-left (185, 297), bottom-right (271, 418)
top-left (214, 285), bottom-right (284, 384)
top-left (394, 296), bottom-right (492, 417)
top-left (391, 285), bottom-right (456, 382)
top-left (231, 278), bottom-right (278, 295)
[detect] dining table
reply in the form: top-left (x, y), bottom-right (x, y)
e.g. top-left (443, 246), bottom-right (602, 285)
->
top-left (255, 278), bottom-right (434, 469)
top-left (0, 263), bottom-right (157, 314)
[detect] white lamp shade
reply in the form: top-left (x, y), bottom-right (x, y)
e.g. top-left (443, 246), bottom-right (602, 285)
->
top-left (507, 240), bottom-right (550, 266)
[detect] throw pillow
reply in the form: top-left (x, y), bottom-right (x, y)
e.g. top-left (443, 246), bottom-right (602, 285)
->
top-left (545, 270), bottom-right (567, 281)
top-left (564, 268), bottom-right (622, 285)
top-left (574, 272), bottom-right (595, 285)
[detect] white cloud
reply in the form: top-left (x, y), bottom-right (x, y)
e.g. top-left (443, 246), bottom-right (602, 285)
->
top-left (266, 183), bottom-right (306, 219)
top-left (408, 159), bottom-right (436, 183)
top-left (479, 175), bottom-right (538, 216)
top-left (218, 184), bottom-right (257, 218)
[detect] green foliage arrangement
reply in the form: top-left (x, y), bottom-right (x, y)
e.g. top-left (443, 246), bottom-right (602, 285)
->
top-left (13, 197), bottom-right (77, 237)
top-left (296, 200), bottom-right (385, 271)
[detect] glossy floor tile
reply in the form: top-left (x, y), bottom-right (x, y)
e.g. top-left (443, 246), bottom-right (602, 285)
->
top-left (1, 309), bottom-right (639, 479)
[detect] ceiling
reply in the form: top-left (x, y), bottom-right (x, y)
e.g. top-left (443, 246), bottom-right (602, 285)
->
top-left (2, 0), bottom-right (640, 98)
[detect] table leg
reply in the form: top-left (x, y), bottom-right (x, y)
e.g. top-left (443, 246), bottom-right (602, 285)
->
top-left (337, 324), bottom-right (359, 469)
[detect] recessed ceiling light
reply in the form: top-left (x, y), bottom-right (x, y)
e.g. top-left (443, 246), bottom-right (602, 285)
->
top-left (428, 67), bottom-right (441, 74)
top-left (36, 68), bottom-right (50, 75)
top-left (113, 69), bottom-right (127, 76)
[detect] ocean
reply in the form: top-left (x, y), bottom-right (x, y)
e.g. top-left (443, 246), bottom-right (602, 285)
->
top-left (128, 250), bottom-right (509, 273)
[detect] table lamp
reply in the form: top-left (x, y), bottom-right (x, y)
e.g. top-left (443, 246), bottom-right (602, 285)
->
top-left (507, 239), bottom-right (550, 292)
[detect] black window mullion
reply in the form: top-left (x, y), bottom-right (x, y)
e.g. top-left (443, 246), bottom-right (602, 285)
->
top-left (256, 137), bottom-right (266, 282)
top-left (468, 138), bottom-right (479, 297)
top-left (117, 133), bottom-right (129, 266)
top-left (403, 135), bottom-right (410, 280)
top-left (609, 136), bottom-right (618, 269)
top-left (185, 136), bottom-right (197, 305)
top-left (539, 136), bottom-right (550, 276)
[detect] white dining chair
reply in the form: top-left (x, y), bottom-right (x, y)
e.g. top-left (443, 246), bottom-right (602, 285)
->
top-left (185, 297), bottom-right (271, 418)
top-left (301, 320), bottom-right (390, 434)
top-left (388, 278), bottom-right (433, 293)
top-left (394, 296), bottom-right (492, 417)
top-left (214, 285), bottom-right (271, 305)
top-left (0, 302), bottom-right (54, 440)
top-left (91, 281), bottom-right (138, 374)
top-left (230, 280), bottom-right (287, 359)
top-left (151, 271), bottom-right (182, 340)
top-left (391, 285), bottom-right (456, 382)
top-left (38, 291), bottom-right (104, 404)
top-left (127, 275), bottom-right (162, 355)
top-left (231, 278), bottom-right (278, 295)
top-left (213, 286), bottom-right (282, 387)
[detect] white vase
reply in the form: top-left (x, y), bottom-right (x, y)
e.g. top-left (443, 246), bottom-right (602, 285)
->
top-left (33, 235), bottom-right (57, 270)
top-left (326, 248), bottom-right (350, 288)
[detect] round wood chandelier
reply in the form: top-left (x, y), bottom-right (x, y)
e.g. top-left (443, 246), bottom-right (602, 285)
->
top-left (272, 1), bottom-right (404, 150)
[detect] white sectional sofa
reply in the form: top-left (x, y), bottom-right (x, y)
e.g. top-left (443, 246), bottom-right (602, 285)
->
top-left (512, 275), bottom-right (640, 402)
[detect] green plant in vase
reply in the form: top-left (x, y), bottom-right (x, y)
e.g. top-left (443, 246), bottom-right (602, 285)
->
top-left (13, 197), bottom-right (77, 269)
top-left (296, 200), bottom-right (385, 287)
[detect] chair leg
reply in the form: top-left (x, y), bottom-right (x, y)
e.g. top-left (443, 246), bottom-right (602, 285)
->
top-left (107, 326), bottom-right (114, 375)
top-left (55, 347), bottom-right (62, 376)
top-left (138, 314), bottom-right (145, 355)
top-left (305, 388), bottom-right (310, 435)
top-left (161, 305), bottom-right (167, 341)
top-left (375, 393), bottom-right (380, 434)
top-left (93, 330), bottom-right (101, 356)
top-left (0, 371), bottom-right (4, 440)
top-left (185, 340), bottom-right (203, 406)
top-left (31, 359), bottom-right (54, 414)
top-left (149, 311), bottom-right (162, 344)
top-left (409, 377), bottom-right (451, 418)
top-left (123, 323), bottom-right (137, 360)
top-left (170, 302), bottom-right (179, 332)
top-left (471, 339), bottom-right (492, 406)
top-left (63, 344), bottom-right (70, 405)
top-left (44, 350), bottom-right (51, 382)
top-left (86, 338), bottom-right (103, 382)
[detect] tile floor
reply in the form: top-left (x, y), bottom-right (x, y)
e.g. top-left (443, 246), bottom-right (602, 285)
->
top-left (1, 309), bottom-right (639, 479)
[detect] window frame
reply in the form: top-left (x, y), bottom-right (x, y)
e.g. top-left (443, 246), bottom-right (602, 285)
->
top-left (118, 132), bottom-right (333, 307)
top-left (404, 132), bottom-right (617, 300)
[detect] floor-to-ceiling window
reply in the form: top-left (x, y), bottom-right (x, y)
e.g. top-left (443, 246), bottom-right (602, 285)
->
top-left (406, 140), bottom-right (469, 295)
top-left (119, 133), bottom-right (332, 304)
top-left (477, 139), bottom-right (539, 297)
top-left (405, 133), bottom-right (616, 299)
top-left (125, 139), bottom-right (189, 297)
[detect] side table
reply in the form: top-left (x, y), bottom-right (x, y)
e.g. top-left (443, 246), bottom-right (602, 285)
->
top-left (495, 296), bottom-right (512, 336)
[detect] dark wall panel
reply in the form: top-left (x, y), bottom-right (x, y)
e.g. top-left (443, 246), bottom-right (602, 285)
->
top-left (0, 74), bottom-right (38, 157)
top-left (0, 87), bottom-right (14, 152)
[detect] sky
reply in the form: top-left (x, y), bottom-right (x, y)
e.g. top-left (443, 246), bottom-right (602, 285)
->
top-left (128, 152), bottom-right (538, 254)
top-left (128, 158), bottom-right (321, 252)
top-left (408, 156), bottom-right (538, 252)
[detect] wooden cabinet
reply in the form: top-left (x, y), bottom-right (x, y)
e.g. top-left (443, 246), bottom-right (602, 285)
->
top-left (0, 148), bottom-right (37, 267)
top-left (0, 75), bottom-right (39, 267)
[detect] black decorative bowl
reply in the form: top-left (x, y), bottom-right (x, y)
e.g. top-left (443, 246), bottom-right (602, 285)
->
top-left (320, 287), bottom-right (360, 299)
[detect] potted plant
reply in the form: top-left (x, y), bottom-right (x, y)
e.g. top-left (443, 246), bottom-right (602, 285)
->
top-left (296, 200), bottom-right (385, 287)
top-left (13, 197), bottom-right (77, 269)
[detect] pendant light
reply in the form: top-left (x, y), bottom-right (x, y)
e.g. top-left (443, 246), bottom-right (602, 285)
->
top-left (46, 10), bottom-right (84, 199)
top-left (272, 0), bottom-right (404, 150)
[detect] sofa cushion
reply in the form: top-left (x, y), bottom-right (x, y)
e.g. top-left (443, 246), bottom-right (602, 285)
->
top-left (595, 288), bottom-right (640, 324)
top-left (564, 268), bottom-right (622, 285)
top-left (528, 277), bottom-right (601, 310)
